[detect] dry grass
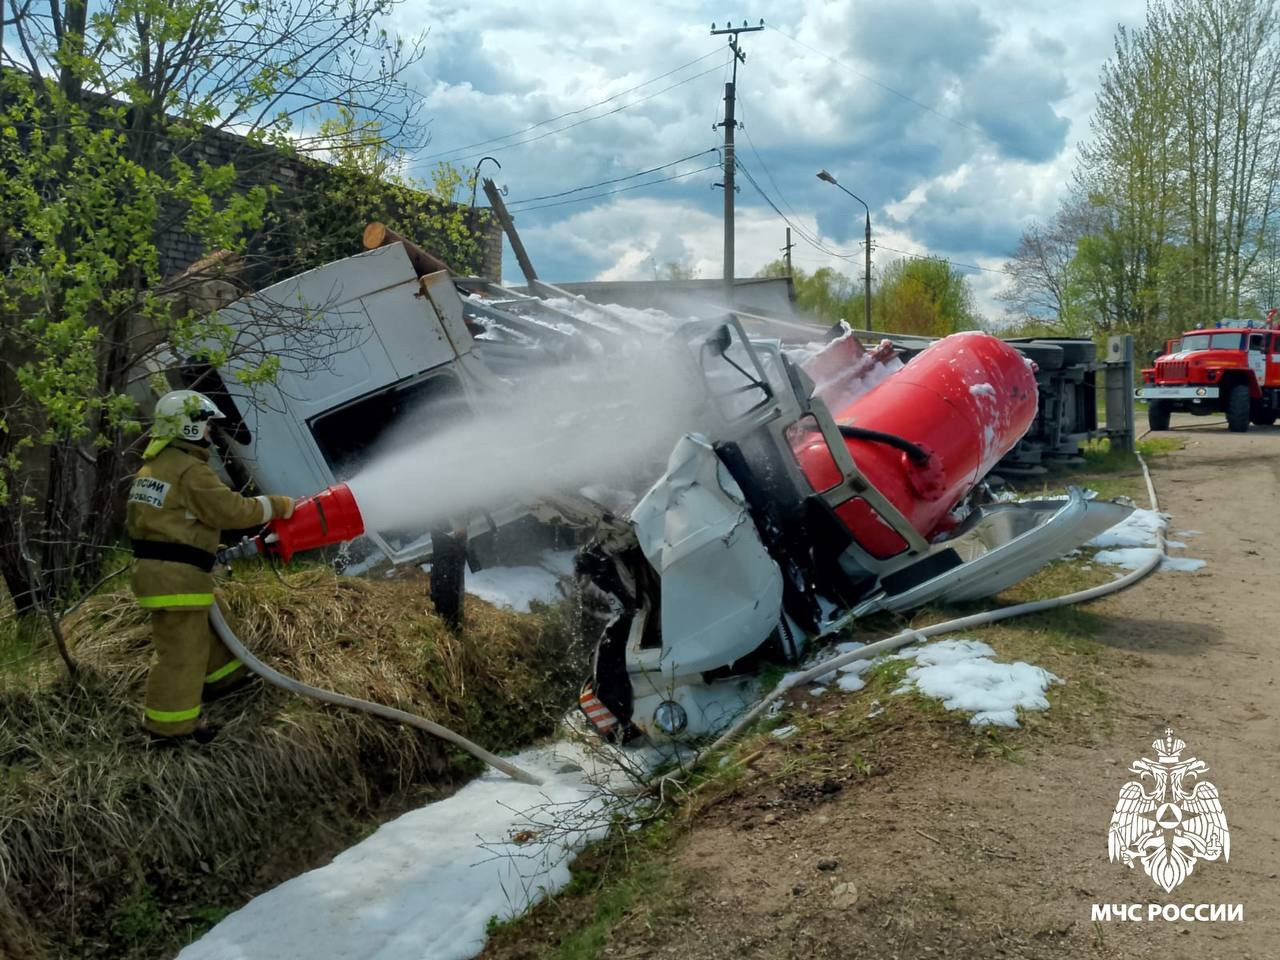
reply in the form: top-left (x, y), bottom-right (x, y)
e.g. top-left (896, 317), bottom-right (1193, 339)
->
top-left (0, 563), bottom-right (587, 959)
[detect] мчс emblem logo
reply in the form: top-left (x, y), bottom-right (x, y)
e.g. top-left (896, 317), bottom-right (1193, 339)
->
top-left (1108, 729), bottom-right (1229, 893)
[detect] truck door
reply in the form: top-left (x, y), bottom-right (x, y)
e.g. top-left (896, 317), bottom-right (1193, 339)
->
top-left (1270, 333), bottom-right (1280, 387)
top-left (1248, 333), bottom-right (1266, 386)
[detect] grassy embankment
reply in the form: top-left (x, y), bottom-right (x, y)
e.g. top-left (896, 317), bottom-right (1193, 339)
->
top-left (479, 435), bottom-right (1184, 960)
top-left (0, 563), bottom-right (587, 960)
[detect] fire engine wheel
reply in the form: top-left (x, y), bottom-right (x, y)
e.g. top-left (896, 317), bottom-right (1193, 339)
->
top-left (1252, 410), bottom-right (1277, 426)
top-left (1226, 385), bottom-right (1251, 432)
top-left (1147, 400), bottom-right (1172, 431)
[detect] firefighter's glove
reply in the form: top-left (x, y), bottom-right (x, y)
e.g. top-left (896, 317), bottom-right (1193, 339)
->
top-left (269, 495), bottom-right (295, 520)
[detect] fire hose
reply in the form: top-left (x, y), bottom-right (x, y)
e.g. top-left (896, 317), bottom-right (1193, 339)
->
top-left (204, 438), bottom-right (1163, 788)
top-left (210, 482), bottom-right (544, 786)
top-left (207, 604), bottom-right (543, 785)
top-left (702, 447), bottom-right (1165, 757)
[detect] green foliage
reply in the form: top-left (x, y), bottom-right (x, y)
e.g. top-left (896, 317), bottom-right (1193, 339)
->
top-left (1, 73), bottom-right (270, 441)
top-left (305, 107), bottom-right (484, 272)
top-left (547, 861), bottom-right (677, 960)
top-left (874, 257), bottom-right (979, 336)
top-left (0, 64), bottom-right (275, 607)
top-left (292, 121), bottom-right (486, 275)
top-left (109, 883), bottom-right (165, 944)
top-left (1011, 0), bottom-right (1280, 353)
top-left (0, 0), bottom-right (430, 612)
top-left (757, 256), bottom-right (980, 334)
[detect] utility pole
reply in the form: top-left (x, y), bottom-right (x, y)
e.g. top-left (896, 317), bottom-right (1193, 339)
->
top-left (782, 227), bottom-right (794, 276)
top-left (482, 177), bottom-right (537, 284)
top-left (711, 19), bottom-right (763, 299)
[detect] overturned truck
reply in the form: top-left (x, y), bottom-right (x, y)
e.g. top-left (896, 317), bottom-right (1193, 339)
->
top-left (174, 227), bottom-right (1131, 744)
top-left (576, 323), bottom-right (1130, 741)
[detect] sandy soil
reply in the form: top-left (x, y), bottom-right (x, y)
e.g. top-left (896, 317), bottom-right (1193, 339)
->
top-left (556, 418), bottom-right (1280, 959)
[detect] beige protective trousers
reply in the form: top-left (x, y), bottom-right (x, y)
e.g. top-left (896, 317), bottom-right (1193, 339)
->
top-left (142, 607), bottom-right (245, 736)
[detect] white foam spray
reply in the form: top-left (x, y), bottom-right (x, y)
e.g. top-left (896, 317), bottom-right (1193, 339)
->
top-left (346, 300), bottom-right (894, 538)
top-left (347, 321), bottom-right (713, 534)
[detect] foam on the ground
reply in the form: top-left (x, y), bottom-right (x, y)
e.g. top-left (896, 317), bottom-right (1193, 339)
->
top-left (1094, 547), bottom-right (1207, 572)
top-left (893, 638), bottom-right (1061, 728)
top-left (180, 740), bottom-right (662, 960)
top-left (1087, 508), bottom-right (1207, 573)
top-left (426, 549), bottom-right (576, 613)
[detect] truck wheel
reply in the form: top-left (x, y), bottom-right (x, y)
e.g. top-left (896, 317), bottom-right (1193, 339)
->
top-left (1251, 410), bottom-right (1277, 426)
top-left (1226, 385), bottom-right (1251, 432)
top-left (1147, 400), bottom-right (1172, 431)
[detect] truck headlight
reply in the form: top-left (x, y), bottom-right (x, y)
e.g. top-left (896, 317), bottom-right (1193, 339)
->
top-left (653, 701), bottom-right (688, 735)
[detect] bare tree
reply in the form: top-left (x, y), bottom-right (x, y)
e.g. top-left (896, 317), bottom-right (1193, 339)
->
top-left (998, 196), bottom-right (1100, 329)
top-left (1030, 0), bottom-right (1280, 351)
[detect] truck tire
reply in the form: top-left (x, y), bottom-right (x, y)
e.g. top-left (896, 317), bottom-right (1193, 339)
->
top-left (1147, 400), bottom-right (1172, 431)
top-left (1226, 385), bottom-right (1251, 432)
top-left (1251, 409), bottom-right (1277, 426)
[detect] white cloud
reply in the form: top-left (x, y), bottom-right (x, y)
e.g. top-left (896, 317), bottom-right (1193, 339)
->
top-left (390, 0), bottom-right (1146, 319)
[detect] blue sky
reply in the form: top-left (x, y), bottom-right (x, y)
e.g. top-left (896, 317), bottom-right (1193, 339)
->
top-left (392, 0), bottom-right (1147, 318)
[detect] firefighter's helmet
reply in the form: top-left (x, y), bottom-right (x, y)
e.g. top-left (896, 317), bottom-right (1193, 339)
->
top-left (145, 390), bottom-right (224, 458)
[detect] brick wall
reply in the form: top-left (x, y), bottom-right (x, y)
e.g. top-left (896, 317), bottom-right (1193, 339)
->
top-left (0, 68), bottom-right (503, 283)
top-left (155, 122), bottom-right (502, 283)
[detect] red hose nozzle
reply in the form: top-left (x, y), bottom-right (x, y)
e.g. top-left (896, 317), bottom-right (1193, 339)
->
top-left (266, 482), bottom-right (365, 564)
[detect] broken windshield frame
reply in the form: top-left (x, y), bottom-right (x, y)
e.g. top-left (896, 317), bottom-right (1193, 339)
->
top-left (694, 318), bottom-right (777, 427)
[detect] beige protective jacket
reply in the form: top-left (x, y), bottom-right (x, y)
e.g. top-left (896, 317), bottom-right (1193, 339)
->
top-left (126, 439), bottom-right (291, 609)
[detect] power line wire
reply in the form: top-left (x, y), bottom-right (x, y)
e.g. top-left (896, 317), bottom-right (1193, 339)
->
top-left (733, 157), bottom-right (859, 260)
top-left (872, 242), bottom-right (1005, 275)
top-left (419, 56), bottom-right (731, 167)
top-left (417, 49), bottom-right (724, 163)
top-left (734, 158), bottom-right (1003, 276)
top-left (766, 24), bottom-right (985, 137)
top-left (739, 172), bottom-right (854, 259)
top-left (506, 148), bottom-right (720, 207)
top-left (736, 90), bottom-right (804, 221)
top-left (512, 162), bottom-right (721, 213)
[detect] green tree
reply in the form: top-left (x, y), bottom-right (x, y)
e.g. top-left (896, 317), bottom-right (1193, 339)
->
top-left (1023, 0), bottom-right (1280, 349)
top-left (755, 259), bottom-right (859, 325)
top-left (757, 257), bottom-right (979, 335)
top-left (296, 114), bottom-right (487, 275)
top-left (874, 258), bottom-right (980, 336)
top-left (0, 0), bottom-right (423, 613)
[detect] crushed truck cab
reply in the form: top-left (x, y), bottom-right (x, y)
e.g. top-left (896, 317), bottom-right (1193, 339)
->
top-left (1137, 315), bottom-right (1280, 432)
top-left (172, 242), bottom-right (677, 564)
top-left (580, 323), bottom-right (1133, 742)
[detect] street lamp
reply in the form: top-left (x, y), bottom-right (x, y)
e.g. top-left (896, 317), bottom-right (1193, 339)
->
top-left (816, 169), bottom-right (872, 332)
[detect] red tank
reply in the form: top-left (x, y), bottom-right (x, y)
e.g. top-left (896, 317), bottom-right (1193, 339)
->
top-left (266, 482), bottom-right (365, 563)
top-left (791, 332), bottom-right (1038, 559)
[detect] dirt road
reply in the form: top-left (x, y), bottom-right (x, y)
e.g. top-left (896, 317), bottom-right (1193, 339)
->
top-left (533, 420), bottom-right (1280, 959)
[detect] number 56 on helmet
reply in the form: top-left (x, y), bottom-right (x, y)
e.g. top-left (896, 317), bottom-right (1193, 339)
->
top-left (145, 390), bottom-right (225, 459)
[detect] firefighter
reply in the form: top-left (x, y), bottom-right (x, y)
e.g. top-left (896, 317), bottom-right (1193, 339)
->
top-left (126, 390), bottom-right (294, 743)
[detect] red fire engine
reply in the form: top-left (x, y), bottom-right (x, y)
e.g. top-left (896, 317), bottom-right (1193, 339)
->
top-left (1137, 310), bottom-right (1280, 432)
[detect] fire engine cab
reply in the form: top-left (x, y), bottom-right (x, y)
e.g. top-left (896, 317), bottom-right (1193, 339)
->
top-left (1137, 311), bottom-right (1280, 432)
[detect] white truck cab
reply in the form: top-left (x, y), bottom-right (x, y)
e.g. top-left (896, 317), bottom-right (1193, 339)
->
top-left (191, 242), bottom-right (645, 562)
